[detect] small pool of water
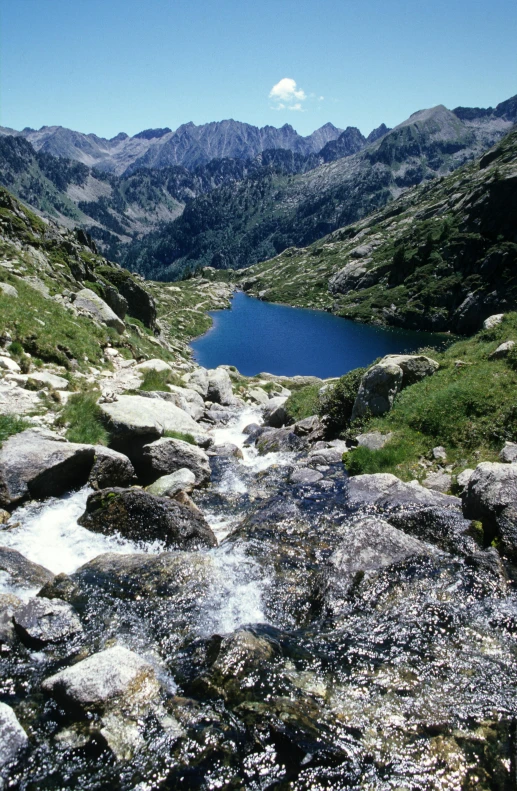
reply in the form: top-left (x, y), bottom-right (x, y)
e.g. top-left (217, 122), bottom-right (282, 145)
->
top-left (191, 292), bottom-right (449, 377)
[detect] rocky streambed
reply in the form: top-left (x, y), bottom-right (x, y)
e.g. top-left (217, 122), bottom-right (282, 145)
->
top-left (1, 384), bottom-right (517, 789)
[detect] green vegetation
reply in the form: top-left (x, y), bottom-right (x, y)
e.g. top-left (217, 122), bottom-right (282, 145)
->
top-left (57, 391), bottom-right (109, 445)
top-left (321, 368), bottom-right (367, 434)
top-left (163, 429), bottom-right (195, 444)
top-left (284, 385), bottom-right (321, 423)
top-left (0, 414), bottom-right (30, 446)
top-left (138, 368), bottom-right (184, 392)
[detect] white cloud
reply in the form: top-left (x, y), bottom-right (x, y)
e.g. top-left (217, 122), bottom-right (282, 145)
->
top-left (269, 78), bottom-right (307, 111)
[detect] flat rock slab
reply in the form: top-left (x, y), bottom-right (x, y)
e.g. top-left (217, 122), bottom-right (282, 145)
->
top-left (347, 473), bottom-right (461, 510)
top-left (134, 359), bottom-right (172, 373)
top-left (78, 487), bottom-right (216, 549)
top-left (99, 395), bottom-right (207, 442)
top-left (42, 646), bottom-right (159, 711)
top-left (13, 597), bottom-right (82, 647)
top-left (26, 372), bottom-right (69, 390)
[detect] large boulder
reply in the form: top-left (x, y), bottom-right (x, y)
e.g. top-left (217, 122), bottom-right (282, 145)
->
top-left (328, 260), bottom-right (379, 294)
top-left (256, 428), bottom-right (304, 455)
top-left (42, 645), bottom-right (159, 712)
top-left (99, 395), bottom-right (208, 445)
top-left (78, 488), bottom-right (216, 549)
top-left (0, 546), bottom-right (54, 589)
top-left (146, 468), bottom-right (196, 497)
top-left (352, 355), bottom-right (439, 420)
top-left (167, 385), bottom-right (205, 421)
top-left (347, 473), bottom-right (461, 510)
top-left (13, 597), bottom-right (82, 648)
top-left (134, 358), bottom-right (172, 374)
top-left (0, 703), bottom-right (28, 778)
top-left (186, 368), bottom-right (209, 398)
top-left (207, 367), bottom-right (234, 405)
top-left (88, 446), bottom-right (135, 489)
top-left (263, 396), bottom-right (288, 428)
top-left (463, 462), bottom-right (517, 559)
top-left (141, 437), bottom-right (211, 486)
top-left (0, 429), bottom-right (95, 507)
top-left (73, 288), bottom-right (125, 334)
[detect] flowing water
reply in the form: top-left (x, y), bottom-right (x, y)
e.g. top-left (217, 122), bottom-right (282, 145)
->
top-left (191, 292), bottom-right (449, 377)
top-left (2, 404), bottom-right (517, 789)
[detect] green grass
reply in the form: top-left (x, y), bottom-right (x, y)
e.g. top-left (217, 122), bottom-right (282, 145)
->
top-left (57, 391), bottom-right (110, 445)
top-left (284, 384), bottom-right (321, 423)
top-left (163, 429), bottom-right (195, 444)
top-left (0, 414), bottom-right (30, 446)
top-left (345, 430), bottom-right (427, 477)
top-left (137, 368), bottom-right (185, 392)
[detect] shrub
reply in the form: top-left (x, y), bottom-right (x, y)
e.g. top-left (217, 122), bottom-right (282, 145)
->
top-left (0, 414), bottom-right (29, 446)
top-left (284, 384), bottom-right (321, 423)
top-left (58, 391), bottom-right (109, 445)
top-left (320, 367), bottom-right (366, 435)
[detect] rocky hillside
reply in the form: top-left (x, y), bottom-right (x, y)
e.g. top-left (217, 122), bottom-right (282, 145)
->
top-left (240, 125), bottom-right (517, 333)
top-left (124, 97), bottom-right (517, 280)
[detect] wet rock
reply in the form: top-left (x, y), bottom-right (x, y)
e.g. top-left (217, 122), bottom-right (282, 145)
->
top-left (0, 593), bottom-right (24, 647)
top-left (347, 473), bottom-right (461, 510)
top-left (207, 367), bottom-right (234, 405)
top-left (263, 396), bottom-right (288, 428)
top-left (146, 468), bottom-right (196, 497)
top-left (99, 394), bottom-right (208, 445)
top-left (0, 546), bottom-right (54, 589)
top-left (0, 356), bottom-right (20, 373)
top-left (386, 506), bottom-right (480, 557)
top-left (356, 431), bottom-right (393, 450)
top-left (500, 442), bottom-right (517, 463)
top-left (483, 313), bottom-right (504, 329)
top-left (134, 358), bottom-right (172, 374)
top-left (186, 367), bottom-right (209, 398)
top-left (74, 288), bottom-right (125, 334)
top-left (352, 355), bottom-right (439, 420)
top-left (463, 462), bottom-right (517, 559)
top-left (0, 429), bottom-right (95, 506)
top-left (293, 415), bottom-right (324, 439)
top-left (141, 437), bottom-right (211, 486)
top-left (290, 468), bottom-right (324, 485)
top-left (203, 404), bottom-right (234, 425)
top-left (308, 440), bottom-right (348, 465)
top-left (0, 702), bottom-right (28, 777)
top-left (489, 340), bottom-right (515, 359)
top-left (42, 645), bottom-right (159, 712)
top-left (88, 446), bottom-right (135, 489)
top-left (257, 428), bottom-right (304, 454)
top-left (13, 597), bottom-right (82, 648)
top-left (209, 443), bottom-right (244, 459)
top-left (422, 471), bottom-right (452, 493)
top-left (78, 488), bottom-right (216, 549)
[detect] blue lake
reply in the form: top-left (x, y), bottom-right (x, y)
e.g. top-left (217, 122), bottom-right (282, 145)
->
top-left (191, 292), bottom-right (447, 378)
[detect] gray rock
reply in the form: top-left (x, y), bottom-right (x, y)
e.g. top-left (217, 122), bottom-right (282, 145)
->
top-left (74, 288), bottom-right (125, 334)
top-left (247, 387), bottom-right (270, 406)
top-left (356, 431), bottom-right (393, 451)
top-left (88, 446), bottom-right (135, 489)
top-left (432, 446), bottom-right (447, 461)
top-left (352, 355), bottom-right (439, 420)
top-left (209, 443), bottom-right (244, 459)
top-left (13, 597), bottom-right (82, 647)
top-left (0, 429), bottom-right (95, 506)
top-left (186, 368), bottom-right (209, 398)
top-left (142, 437), bottom-right (211, 486)
top-left (347, 473), bottom-right (461, 510)
top-left (99, 395), bottom-right (207, 443)
top-left (207, 367), bottom-right (234, 405)
top-left (463, 462), bottom-right (517, 559)
top-left (483, 313), bottom-right (504, 329)
top-left (167, 385), bottom-right (205, 421)
top-left (0, 702), bottom-right (28, 776)
top-left (500, 442), bottom-right (517, 463)
top-left (422, 471), bottom-right (452, 493)
top-left (263, 396), bottom-right (288, 428)
top-left (0, 593), bottom-right (24, 646)
top-left (308, 442), bottom-right (347, 465)
top-left (0, 546), bottom-right (54, 589)
top-left (203, 404), bottom-right (234, 425)
top-left (293, 415), bottom-right (324, 437)
top-left (257, 428), bottom-right (304, 454)
top-left (42, 645), bottom-right (159, 711)
top-left (329, 260), bottom-right (377, 295)
top-left (0, 282), bottom-right (18, 298)
top-left (146, 468), bottom-right (196, 497)
top-left (134, 358), bottom-right (172, 373)
top-left (78, 488), bottom-right (217, 549)
top-left (456, 468), bottom-right (475, 494)
top-left (26, 371), bottom-right (69, 390)
top-left (0, 356), bottom-right (20, 373)
top-left (489, 340), bottom-right (515, 360)
top-left (383, 354), bottom-right (440, 386)
top-left (290, 468), bottom-right (324, 485)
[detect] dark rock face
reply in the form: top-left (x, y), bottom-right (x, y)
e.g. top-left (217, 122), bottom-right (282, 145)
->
top-left (13, 597), bottom-right (82, 648)
top-left (89, 446), bottom-right (135, 489)
top-left (141, 437), bottom-right (211, 486)
top-left (78, 488), bottom-right (217, 549)
top-left (97, 268), bottom-right (157, 328)
top-left (463, 462), bottom-right (517, 559)
top-left (0, 546), bottom-right (54, 589)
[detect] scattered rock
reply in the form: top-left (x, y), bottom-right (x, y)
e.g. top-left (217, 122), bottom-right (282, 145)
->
top-left (432, 446), bottom-right (447, 461)
top-left (0, 702), bottom-right (28, 777)
top-left (74, 288), bottom-right (125, 334)
top-left (263, 396), bottom-right (288, 428)
top-left (186, 368), bottom-right (209, 398)
top-left (500, 442), bottom-right (517, 463)
top-left (26, 371), bottom-right (69, 391)
top-left (209, 443), bottom-right (244, 459)
top-left (290, 468), bottom-right (324, 485)
top-left (99, 395), bottom-right (208, 445)
top-left (42, 645), bottom-right (159, 711)
top-left (146, 468), bottom-right (196, 497)
top-left (0, 282), bottom-right (18, 298)
top-left (356, 432), bottom-right (393, 451)
top-left (483, 313), bottom-right (504, 330)
top-left (134, 358), bottom-right (172, 374)
top-left (78, 488), bottom-right (217, 549)
top-left (489, 340), bottom-right (515, 360)
top-left (207, 367), bottom-right (234, 406)
top-left (0, 546), bottom-right (54, 590)
top-left (422, 471), bottom-right (452, 493)
top-left (308, 440), bottom-right (348, 465)
top-left (0, 356), bottom-right (20, 373)
top-left (13, 597), bottom-right (82, 648)
top-left (141, 437), bottom-right (211, 486)
top-left (247, 387), bottom-right (270, 406)
top-left (88, 446), bottom-right (135, 489)
top-left (347, 473), bottom-right (461, 510)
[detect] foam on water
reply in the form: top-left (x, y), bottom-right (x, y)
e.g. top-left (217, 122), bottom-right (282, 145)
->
top-left (1, 487), bottom-right (164, 584)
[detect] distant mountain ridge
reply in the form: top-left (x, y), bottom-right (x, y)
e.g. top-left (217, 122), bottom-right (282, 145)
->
top-left (0, 119), bottom-right (347, 175)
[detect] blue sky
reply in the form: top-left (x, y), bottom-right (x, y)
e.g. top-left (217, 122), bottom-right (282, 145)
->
top-left (1, 0), bottom-right (516, 138)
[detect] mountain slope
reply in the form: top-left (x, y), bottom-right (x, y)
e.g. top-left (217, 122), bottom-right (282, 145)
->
top-left (123, 98), bottom-right (517, 280)
top-left (238, 126), bottom-right (517, 334)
